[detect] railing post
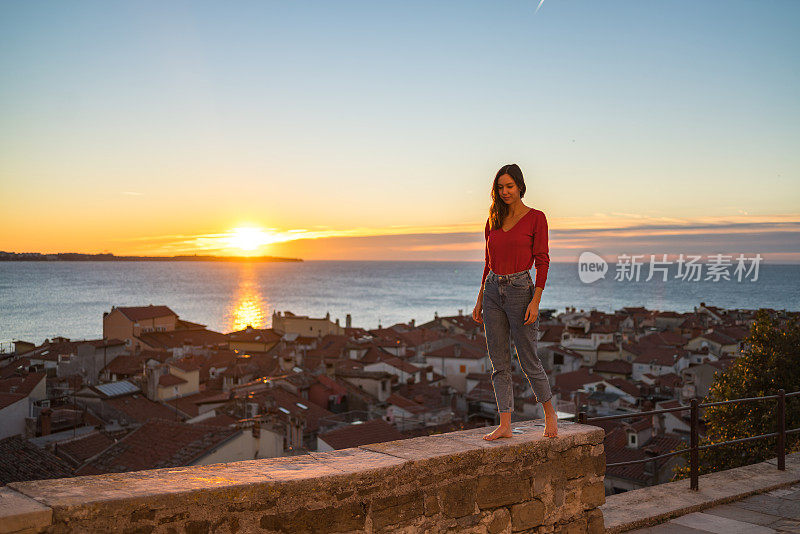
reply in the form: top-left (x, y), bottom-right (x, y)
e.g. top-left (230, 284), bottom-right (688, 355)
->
top-left (651, 457), bottom-right (658, 487)
top-left (778, 389), bottom-right (785, 471)
top-left (690, 398), bottom-right (698, 491)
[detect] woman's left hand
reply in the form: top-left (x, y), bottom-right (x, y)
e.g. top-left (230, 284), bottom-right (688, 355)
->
top-left (524, 301), bottom-right (539, 325)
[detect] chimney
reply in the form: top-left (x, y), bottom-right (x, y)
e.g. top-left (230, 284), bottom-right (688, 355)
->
top-left (40, 407), bottom-right (52, 436)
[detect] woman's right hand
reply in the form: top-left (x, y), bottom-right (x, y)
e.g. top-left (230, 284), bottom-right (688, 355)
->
top-left (472, 300), bottom-right (483, 324)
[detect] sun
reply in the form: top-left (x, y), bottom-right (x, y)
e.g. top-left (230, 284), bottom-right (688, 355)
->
top-left (229, 226), bottom-right (270, 252)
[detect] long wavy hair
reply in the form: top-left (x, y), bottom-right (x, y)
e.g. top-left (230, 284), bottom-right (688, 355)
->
top-left (488, 163), bottom-right (526, 231)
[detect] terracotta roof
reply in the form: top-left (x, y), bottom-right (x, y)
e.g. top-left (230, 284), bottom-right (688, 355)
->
top-left (169, 355), bottom-right (203, 372)
top-left (606, 377), bottom-right (641, 398)
top-left (0, 435), bottom-right (74, 485)
top-left (114, 305), bottom-right (177, 321)
top-left (697, 330), bottom-right (740, 346)
top-left (604, 426), bottom-right (685, 482)
top-left (636, 331), bottom-right (688, 348)
top-left (464, 375), bottom-right (499, 404)
top-left (0, 392), bottom-right (26, 410)
top-left (358, 345), bottom-right (393, 364)
top-left (265, 387), bottom-right (333, 432)
top-left (539, 324), bottom-right (566, 343)
top-left (425, 342), bottom-right (485, 360)
top-left (393, 328), bottom-right (445, 348)
top-left (0, 371), bottom-right (46, 397)
top-left (632, 347), bottom-right (687, 367)
top-left (138, 349), bottom-right (172, 363)
top-left (165, 390), bottom-right (232, 418)
top-left (221, 361), bottom-right (259, 378)
top-left (100, 394), bottom-right (182, 424)
top-left (75, 418), bottom-right (239, 475)
top-left (0, 357), bottom-right (33, 379)
top-left (159, 373), bottom-right (187, 386)
top-left (655, 372), bottom-right (682, 388)
top-left (102, 355), bottom-right (146, 376)
top-left (227, 327), bottom-right (281, 344)
top-left (55, 429), bottom-right (130, 467)
top-left (379, 356), bottom-right (422, 374)
top-left (235, 384), bottom-right (334, 433)
top-left (137, 329), bottom-right (228, 350)
top-left (28, 339), bottom-right (128, 363)
top-left (193, 413), bottom-right (238, 428)
top-left (314, 374), bottom-right (350, 396)
top-left (553, 367), bottom-right (605, 395)
top-left (592, 360), bottom-right (632, 375)
top-left (318, 418), bottom-right (404, 450)
top-left (176, 319), bottom-right (206, 330)
top-left (588, 324), bottom-right (617, 334)
top-left (549, 345), bottom-right (584, 360)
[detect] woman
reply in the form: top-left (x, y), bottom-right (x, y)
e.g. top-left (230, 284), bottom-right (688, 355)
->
top-left (472, 163), bottom-right (558, 440)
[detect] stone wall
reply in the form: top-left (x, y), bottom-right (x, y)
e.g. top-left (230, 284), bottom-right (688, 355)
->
top-left (1, 421), bottom-right (605, 533)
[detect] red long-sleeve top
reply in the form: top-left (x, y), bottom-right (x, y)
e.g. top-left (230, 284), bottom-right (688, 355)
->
top-left (482, 208), bottom-right (550, 290)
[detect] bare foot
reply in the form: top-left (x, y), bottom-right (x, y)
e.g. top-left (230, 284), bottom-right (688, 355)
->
top-left (543, 411), bottom-right (558, 438)
top-left (483, 425), bottom-right (513, 440)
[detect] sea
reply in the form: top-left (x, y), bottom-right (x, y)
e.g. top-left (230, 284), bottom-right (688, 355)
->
top-left (1, 260), bottom-right (798, 346)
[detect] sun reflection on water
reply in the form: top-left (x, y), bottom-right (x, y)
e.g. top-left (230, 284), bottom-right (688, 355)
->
top-left (226, 265), bottom-right (267, 332)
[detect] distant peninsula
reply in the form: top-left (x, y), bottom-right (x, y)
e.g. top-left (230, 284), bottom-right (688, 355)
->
top-left (0, 251), bottom-right (302, 262)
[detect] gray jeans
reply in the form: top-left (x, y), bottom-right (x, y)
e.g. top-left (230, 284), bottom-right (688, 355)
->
top-left (482, 269), bottom-right (553, 413)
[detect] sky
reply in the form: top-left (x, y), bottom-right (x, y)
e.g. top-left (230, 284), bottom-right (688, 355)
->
top-left (1, 0), bottom-right (798, 263)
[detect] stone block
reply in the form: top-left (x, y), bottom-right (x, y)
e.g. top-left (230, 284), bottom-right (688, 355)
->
top-left (555, 515), bottom-right (587, 534)
top-left (260, 501), bottom-right (367, 532)
top-left (586, 508), bottom-right (604, 533)
top-left (477, 473), bottom-right (532, 509)
top-left (485, 507), bottom-right (511, 534)
top-left (369, 490), bottom-right (424, 531)
top-left (511, 499), bottom-right (545, 531)
top-left (0, 487), bottom-right (52, 534)
top-left (581, 481), bottom-right (605, 509)
top-left (438, 479), bottom-right (478, 518)
top-left (424, 490), bottom-right (440, 516)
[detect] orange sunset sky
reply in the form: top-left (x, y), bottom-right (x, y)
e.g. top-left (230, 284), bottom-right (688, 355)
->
top-left (1, 2), bottom-right (798, 263)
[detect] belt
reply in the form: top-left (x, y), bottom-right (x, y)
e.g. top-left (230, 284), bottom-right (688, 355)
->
top-left (488, 269), bottom-right (531, 284)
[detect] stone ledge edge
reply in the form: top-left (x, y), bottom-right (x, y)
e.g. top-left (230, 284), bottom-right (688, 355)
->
top-left (0, 423), bottom-right (603, 532)
top-left (0, 487), bottom-right (53, 534)
top-left (601, 452), bottom-right (800, 533)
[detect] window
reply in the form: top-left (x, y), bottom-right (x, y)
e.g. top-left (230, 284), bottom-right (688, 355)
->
top-left (554, 353), bottom-right (564, 365)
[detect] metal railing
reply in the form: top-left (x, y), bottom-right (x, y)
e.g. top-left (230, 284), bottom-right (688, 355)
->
top-left (578, 389), bottom-right (800, 490)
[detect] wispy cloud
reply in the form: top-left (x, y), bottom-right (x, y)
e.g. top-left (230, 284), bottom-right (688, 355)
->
top-left (109, 214), bottom-right (800, 263)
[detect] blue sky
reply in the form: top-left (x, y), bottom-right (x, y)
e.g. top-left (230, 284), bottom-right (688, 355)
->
top-left (1, 1), bottom-right (798, 261)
